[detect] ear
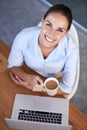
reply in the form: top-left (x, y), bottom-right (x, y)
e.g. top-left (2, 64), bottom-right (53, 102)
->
top-left (65, 29), bottom-right (70, 35)
top-left (62, 30), bottom-right (69, 38)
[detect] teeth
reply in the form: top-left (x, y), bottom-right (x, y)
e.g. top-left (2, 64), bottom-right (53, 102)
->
top-left (45, 36), bottom-right (54, 42)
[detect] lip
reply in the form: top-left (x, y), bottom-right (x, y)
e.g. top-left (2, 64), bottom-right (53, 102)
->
top-left (45, 35), bottom-right (54, 43)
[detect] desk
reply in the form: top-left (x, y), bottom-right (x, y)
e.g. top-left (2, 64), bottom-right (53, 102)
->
top-left (0, 69), bottom-right (87, 130)
top-left (0, 40), bottom-right (10, 73)
top-left (0, 40), bottom-right (87, 130)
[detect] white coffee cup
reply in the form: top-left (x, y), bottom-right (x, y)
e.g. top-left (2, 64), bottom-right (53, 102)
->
top-left (44, 77), bottom-right (59, 96)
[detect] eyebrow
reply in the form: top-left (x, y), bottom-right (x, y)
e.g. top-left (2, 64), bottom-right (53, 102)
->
top-left (57, 27), bottom-right (66, 31)
top-left (46, 20), bottom-right (66, 31)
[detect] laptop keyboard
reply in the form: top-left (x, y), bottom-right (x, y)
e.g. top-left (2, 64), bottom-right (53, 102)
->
top-left (18, 109), bottom-right (62, 124)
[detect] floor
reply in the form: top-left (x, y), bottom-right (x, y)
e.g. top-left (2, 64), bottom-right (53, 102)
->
top-left (0, 0), bottom-right (87, 115)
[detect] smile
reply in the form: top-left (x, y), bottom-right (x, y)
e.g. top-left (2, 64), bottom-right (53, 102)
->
top-left (45, 35), bottom-right (54, 43)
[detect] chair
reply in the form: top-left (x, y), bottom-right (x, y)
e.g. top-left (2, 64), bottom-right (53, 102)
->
top-left (38, 22), bottom-right (80, 100)
top-left (67, 24), bottom-right (80, 100)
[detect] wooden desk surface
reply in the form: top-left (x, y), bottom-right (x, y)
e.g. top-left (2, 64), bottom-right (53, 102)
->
top-left (0, 40), bottom-right (87, 130)
top-left (0, 69), bottom-right (87, 130)
top-left (0, 40), bottom-right (10, 73)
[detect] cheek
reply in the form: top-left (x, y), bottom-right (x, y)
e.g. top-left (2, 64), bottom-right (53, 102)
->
top-left (42, 25), bottom-right (50, 34)
top-left (56, 33), bottom-right (66, 39)
top-left (55, 35), bottom-right (64, 43)
top-left (56, 35), bottom-right (62, 40)
top-left (40, 29), bottom-right (45, 38)
top-left (41, 29), bottom-right (46, 36)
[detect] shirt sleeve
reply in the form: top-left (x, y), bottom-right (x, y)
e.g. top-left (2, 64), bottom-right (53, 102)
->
top-left (59, 39), bottom-right (79, 93)
top-left (8, 30), bottom-right (26, 68)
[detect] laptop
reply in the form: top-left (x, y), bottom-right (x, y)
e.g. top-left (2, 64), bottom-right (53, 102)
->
top-left (5, 94), bottom-right (72, 130)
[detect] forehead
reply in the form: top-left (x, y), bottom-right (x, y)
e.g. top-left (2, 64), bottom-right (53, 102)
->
top-left (44, 12), bottom-right (68, 29)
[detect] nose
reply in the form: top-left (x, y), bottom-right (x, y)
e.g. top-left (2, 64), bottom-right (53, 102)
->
top-left (48, 29), bottom-right (57, 37)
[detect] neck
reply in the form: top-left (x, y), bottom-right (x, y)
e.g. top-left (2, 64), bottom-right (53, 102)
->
top-left (39, 45), bottom-right (55, 58)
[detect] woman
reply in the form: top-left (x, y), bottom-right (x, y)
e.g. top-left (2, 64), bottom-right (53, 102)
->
top-left (8, 4), bottom-right (79, 97)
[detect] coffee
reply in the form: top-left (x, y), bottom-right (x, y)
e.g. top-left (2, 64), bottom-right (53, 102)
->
top-left (44, 77), bottom-right (59, 96)
top-left (46, 80), bottom-right (58, 90)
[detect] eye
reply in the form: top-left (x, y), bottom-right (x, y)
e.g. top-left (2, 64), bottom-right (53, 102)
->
top-left (45, 22), bottom-right (52, 28)
top-left (57, 28), bottom-right (64, 33)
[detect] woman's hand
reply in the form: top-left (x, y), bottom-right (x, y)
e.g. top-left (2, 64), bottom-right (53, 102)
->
top-left (9, 72), bottom-right (44, 92)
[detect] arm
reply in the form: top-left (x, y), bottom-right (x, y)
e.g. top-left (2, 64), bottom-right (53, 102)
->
top-left (8, 28), bottom-right (44, 92)
top-left (9, 66), bottom-right (68, 97)
top-left (55, 74), bottom-right (69, 97)
top-left (55, 39), bottom-right (79, 97)
top-left (57, 46), bottom-right (79, 97)
top-left (9, 66), bottom-right (44, 91)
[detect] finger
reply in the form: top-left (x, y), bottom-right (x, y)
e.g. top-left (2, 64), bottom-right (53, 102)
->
top-left (9, 72), bottom-right (19, 84)
top-left (35, 76), bottom-right (44, 86)
top-left (9, 72), bottom-right (33, 90)
top-left (15, 77), bottom-right (32, 90)
top-left (32, 84), bottom-right (45, 92)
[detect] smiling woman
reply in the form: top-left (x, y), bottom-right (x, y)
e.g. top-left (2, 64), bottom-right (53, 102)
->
top-left (39, 13), bottom-right (68, 49)
top-left (7, 4), bottom-right (79, 98)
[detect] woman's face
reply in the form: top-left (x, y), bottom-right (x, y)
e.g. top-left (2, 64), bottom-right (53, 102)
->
top-left (39, 12), bottom-right (69, 49)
